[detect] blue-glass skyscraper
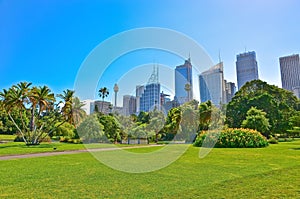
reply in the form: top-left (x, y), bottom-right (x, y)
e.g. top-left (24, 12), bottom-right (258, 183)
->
top-left (139, 66), bottom-right (161, 112)
top-left (236, 51), bottom-right (259, 90)
top-left (175, 58), bottom-right (193, 104)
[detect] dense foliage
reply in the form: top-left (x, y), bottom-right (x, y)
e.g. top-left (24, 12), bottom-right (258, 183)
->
top-left (226, 80), bottom-right (300, 135)
top-left (241, 107), bottom-right (270, 135)
top-left (193, 128), bottom-right (269, 148)
top-left (0, 82), bottom-right (86, 145)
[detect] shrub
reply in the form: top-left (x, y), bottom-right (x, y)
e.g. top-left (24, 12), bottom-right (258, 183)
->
top-left (193, 128), bottom-right (269, 148)
top-left (14, 133), bottom-right (51, 143)
top-left (268, 136), bottom-right (278, 144)
top-left (59, 136), bottom-right (82, 144)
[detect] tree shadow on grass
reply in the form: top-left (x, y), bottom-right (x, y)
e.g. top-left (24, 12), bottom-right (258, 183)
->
top-left (0, 143), bottom-right (55, 149)
top-left (290, 148), bottom-right (300, 150)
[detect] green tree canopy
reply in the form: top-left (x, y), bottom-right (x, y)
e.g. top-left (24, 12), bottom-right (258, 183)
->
top-left (98, 114), bottom-right (120, 143)
top-left (241, 107), bottom-right (270, 135)
top-left (226, 80), bottom-right (300, 134)
top-left (77, 114), bottom-right (104, 143)
top-left (163, 107), bottom-right (182, 141)
top-left (0, 82), bottom-right (75, 145)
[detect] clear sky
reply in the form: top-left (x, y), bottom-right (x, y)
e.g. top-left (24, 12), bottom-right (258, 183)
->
top-left (1, 0), bottom-right (300, 106)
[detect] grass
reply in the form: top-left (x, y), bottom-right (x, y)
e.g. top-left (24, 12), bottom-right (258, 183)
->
top-left (0, 134), bottom-right (16, 141)
top-left (0, 140), bottom-right (299, 198)
top-left (0, 141), bottom-right (155, 156)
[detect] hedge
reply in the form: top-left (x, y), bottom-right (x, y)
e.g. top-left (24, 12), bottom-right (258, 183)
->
top-left (193, 128), bottom-right (269, 148)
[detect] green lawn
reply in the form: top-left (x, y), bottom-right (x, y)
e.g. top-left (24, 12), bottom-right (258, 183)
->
top-left (0, 134), bottom-right (16, 141)
top-left (0, 141), bottom-right (299, 198)
top-left (0, 142), bottom-right (155, 156)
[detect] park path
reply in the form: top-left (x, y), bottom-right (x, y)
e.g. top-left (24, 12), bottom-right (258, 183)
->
top-left (0, 145), bottom-right (161, 161)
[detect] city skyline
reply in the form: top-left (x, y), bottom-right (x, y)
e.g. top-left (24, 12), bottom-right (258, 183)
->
top-left (1, 1), bottom-right (300, 104)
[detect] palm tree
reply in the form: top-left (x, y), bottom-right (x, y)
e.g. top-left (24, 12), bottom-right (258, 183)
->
top-left (0, 83), bottom-right (32, 144)
top-left (57, 89), bottom-right (75, 124)
top-left (72, 97), bottom-right (86, 127)
top-left (28, 86), bottom-right (55, 131)
top-left (98, 87), bottom-right (109, 112)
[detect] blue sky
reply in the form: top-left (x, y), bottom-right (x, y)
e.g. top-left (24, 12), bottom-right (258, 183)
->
top-left (1, 0), bottom-right (300, 105)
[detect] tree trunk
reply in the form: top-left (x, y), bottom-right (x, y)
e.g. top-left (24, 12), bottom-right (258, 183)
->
top-left (8, 113), bottom-right (28, 145)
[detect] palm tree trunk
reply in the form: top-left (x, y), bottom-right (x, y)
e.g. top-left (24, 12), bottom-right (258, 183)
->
top-left (101, 97), bottom-right (104, 112)
top-left (8, 113), bottom-right (28, 144)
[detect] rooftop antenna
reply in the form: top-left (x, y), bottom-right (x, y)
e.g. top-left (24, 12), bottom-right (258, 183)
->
top-left (218, 49), bottom-right (222, 63)
top-left (188, 52), bottom-right (191, 62)
top-left (148, 62), bottom-right (159, 84)
top-left (244, 46), bottom-right (247, 52)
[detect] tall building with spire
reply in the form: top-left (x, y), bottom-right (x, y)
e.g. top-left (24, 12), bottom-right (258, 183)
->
top-left (236, 51), bottom-right (259, 90)
top-left (199, 62), bottom-right (226, 106)
top-left (279, 54), bottom-right (300, 92)
top-left (175, 57), bottom-right (193, 104)
top-left (139, 66), bottom-right (161, 112)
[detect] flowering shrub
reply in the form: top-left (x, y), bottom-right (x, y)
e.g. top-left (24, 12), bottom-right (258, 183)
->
top-left (193, 128), bottom-right (269, 148)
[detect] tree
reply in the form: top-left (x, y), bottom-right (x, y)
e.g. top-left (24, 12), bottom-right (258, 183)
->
top-left (72, 97), bottom-right (86, 127)
top-left (241, 107), bottom-right (270, 135)
top-left (137, 111), bottom-right (150, 124)
top-left (57, 89), bottom-right (75, 124)
top-left (53, 122), bottom-right (75, 138)
top-left (77, 114), bottom-right (104, 143)
top-left (198, 101), bottom-right (212, 131)
top-left (147, 109), bottom-right (165, 143)
top-left (98, 114), bottom-right (120, 143)
top-left (226, 80), bottom-right (300, 135)
top-left (287, 111), bottom-right (300, 138)
top-left (0, 82), bottom-right (76, 145)
top-left (180, 104), bottom-right (199, 142)
top-left (98, 87), bottom-right (109, 112)
top-left (115, 114), bottom-right (136, 140)
top-left (163, 107), bottom-right (182, 140)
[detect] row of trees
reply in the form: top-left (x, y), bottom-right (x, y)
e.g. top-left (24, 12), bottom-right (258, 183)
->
top-left (1, 80), bottom-right (299, 145)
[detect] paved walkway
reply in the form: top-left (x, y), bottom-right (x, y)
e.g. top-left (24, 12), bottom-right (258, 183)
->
top-left (0, 145), bottom-right (162, 161)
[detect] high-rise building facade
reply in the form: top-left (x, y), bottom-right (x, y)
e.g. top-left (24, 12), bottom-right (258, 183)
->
top-left (94, 100), bottom-right (112, 114)
top-left (140, 83), bottom-right (160, 112)
top-left (175, 58), bottom-right (193, 104)
top-left (136, 85), bottom-right (145, 113)
top-left (279, 54), bottom-right (300, 91)
top-left (123, 95), bottom-right (136, 116)
top-left (199, 62), bottom-right (226, 106)
top-left (225, 81), bottom-right (236, 103)
top-left (81, 99), bottom-right (95, 115)
top-left (236, 51), bottom-right (259, 90)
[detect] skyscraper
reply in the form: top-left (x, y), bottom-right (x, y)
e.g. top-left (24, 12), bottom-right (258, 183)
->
top-left (140, 83), bottom-right (160, 112)
top-left (279, 54), bottom-right (300, 91)
top-left (123, 95), bottom-right (136, 116)
top-left (236, 51), bottom-right (259, 90)
top-left (175, 58), bottom-right (193, 104)
top-left (225, 81), bottom-right (236, 103)
top-left (139, 66), bottom-right (161, 112)
top-left (199, 62), bottom-right (226, 106)
top-left (136, 85), bottom-right (144, 113)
